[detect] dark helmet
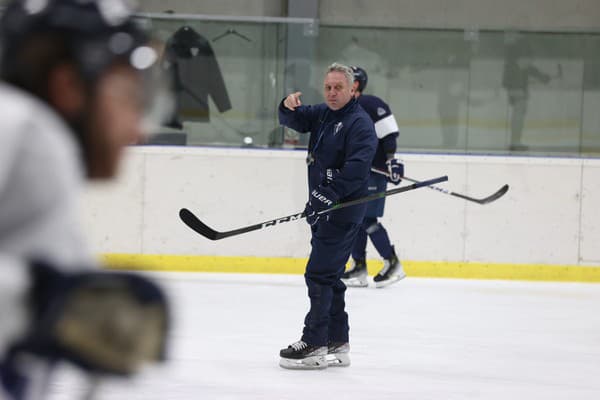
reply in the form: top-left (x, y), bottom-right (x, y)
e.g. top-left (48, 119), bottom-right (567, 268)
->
top-left (0, 0), bottom-right (172, 175)
top-left (0, 0), bottom-right (154, 87)
top-left (351, 66), bottom-right (368, 92)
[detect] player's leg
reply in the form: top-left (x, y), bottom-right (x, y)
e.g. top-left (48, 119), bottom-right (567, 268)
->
top-left (368, 220), bottom-right (406, 287)
top-left (326, 279), bottom-right (351, 367)
top-left (365, 173), bottom-right (406, 287)
top-left (372, 243), bottom-right (406, 288)
top-left (342, 226), bottom-right (368, 287)
top-left (327, 221), bottom-right (360, 367)
top-left (341, 173), bottom-right (384, 288)
top-left (280, 220), bottom-right (358, 369)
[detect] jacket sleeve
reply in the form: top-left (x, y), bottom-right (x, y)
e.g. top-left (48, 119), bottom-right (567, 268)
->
top-left (278, 100), bottom-right (321, 133)
top-left (368, 97), bottom-right (399, 157)
top-left (380, 131), bottom-right (399, 157)
top-left (203, 43), bottom-right (232, 113)
top-left (329, 119), bottom-right (377, 198)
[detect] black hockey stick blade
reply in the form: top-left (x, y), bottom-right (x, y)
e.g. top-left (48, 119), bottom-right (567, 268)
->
top-left (180, 175), bottom-right (448, 241)
top-left (179, 208), bottom-right (304, 240)
top-left (371, 167), bottom-right (509, 205)
top-left (448, 184), bottom-right (509, 205)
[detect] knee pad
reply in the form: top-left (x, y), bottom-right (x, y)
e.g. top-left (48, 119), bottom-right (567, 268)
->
top-left (363, 219), bottom-right (380, 234)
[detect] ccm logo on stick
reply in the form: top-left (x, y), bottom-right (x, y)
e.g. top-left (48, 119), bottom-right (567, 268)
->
top-left (262, 213), bottom-right (303, 228)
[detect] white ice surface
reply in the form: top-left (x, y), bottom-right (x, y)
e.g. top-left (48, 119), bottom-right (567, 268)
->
top-left (45, 273), bottom-right (600, 400)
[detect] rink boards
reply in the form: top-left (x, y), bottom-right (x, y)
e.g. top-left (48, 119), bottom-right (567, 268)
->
top-left (82, 146), bottom-right (600, 282)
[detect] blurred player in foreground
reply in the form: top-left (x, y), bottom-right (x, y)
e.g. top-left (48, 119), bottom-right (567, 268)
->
top-left (0, 0), bottom-right (173, 398)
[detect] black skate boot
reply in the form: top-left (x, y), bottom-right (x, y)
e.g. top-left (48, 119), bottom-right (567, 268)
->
top-left (341, 259), bottom-right (368, 287)
top-left (326, 342), bottom-right (350, 367)
top-left (373, 247), bottom-right (406, 288)
top-left (279, 340), bottom-right (327, 370)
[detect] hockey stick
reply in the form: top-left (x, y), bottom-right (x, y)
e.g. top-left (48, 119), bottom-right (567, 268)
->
top-left (371, 167), bottom-right (508, 205)
top-left (180, 175), bottom-right (448, 240)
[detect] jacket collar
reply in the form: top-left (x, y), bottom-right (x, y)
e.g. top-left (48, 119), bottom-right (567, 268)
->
top-left (328, 97), bottom-right (357, 116)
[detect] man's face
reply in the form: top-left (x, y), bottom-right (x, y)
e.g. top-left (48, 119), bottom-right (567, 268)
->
top-left (323, 71), bottom-right (354, 111)
top-left (86, 64), bottom-right (144, 179)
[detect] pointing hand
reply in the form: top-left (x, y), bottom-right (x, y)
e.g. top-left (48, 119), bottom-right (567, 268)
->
top-left (283, 91), bottom-right (303, 111)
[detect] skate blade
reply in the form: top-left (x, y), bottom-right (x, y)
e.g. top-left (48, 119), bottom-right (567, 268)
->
top-left (326, 352), bottom-right (351, 367)
top-left (374, 272), bottom-right (406, 288)
top-left (341, 277), bottom-right (368, 288)
top-left (279, 355), bottom-right (328, 370)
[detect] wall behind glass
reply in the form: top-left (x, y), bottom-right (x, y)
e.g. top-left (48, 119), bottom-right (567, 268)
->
top-left (315, 26), bottom-right (600, 157)
top-left (142, 15), bottom-right (600, 157)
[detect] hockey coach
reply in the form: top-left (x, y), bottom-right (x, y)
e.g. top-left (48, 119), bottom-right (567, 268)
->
top-left (277, 63), bottom-right (377, 369)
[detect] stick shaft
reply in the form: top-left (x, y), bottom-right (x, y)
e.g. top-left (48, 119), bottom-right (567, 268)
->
top-left (180, 175), bottom-right (448, 240)
top-left (370, 167), bottom-right (508, 205)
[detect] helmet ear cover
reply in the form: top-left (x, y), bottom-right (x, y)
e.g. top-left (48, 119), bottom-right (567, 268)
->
top-left (350, 66), bottom-right (368, 92)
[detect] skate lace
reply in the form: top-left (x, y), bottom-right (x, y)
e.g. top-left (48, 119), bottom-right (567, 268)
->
top-left (290, 341), bottom-right (308, 351)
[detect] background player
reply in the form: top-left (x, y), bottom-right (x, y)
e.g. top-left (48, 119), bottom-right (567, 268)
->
top-left (341, 66), bottom-right (406, 288)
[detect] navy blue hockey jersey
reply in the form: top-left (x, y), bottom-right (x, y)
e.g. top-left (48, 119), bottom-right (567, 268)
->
top-left (356, 94), bottom-right (399, 170)
top-left (279, 98), bottom-right (377, 223)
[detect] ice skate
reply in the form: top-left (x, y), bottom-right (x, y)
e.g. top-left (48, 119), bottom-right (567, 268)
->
top-left (341, 259), bottom-right (368, 287)
top-left (279, 340), bottom-right (328, 370)
top-left (326, 342), bottom-right (350, 367)
top-left (374, 248), bottom-right (406, 288)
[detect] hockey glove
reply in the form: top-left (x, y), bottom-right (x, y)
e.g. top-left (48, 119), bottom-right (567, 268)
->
top-left (20, 261), bottom-right (170, 376)
top-left (386, 159), bottom-right (404, 185)
top-left (304, 185), bottom-right (339, 225)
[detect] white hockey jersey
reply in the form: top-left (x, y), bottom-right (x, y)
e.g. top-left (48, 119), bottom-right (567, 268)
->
top-left (0, 83), bottom-right (94, 270)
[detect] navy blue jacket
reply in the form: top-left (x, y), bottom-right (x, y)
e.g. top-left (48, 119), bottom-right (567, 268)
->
top-left (356, 94), bottom-right (399, 171)
top-left (279, 98), bottom-right (377, 223)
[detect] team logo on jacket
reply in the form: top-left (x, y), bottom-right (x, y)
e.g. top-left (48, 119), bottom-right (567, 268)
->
top-left (377, 107), bottom-right (386, 116)
top-left (334, 122), bottom-right (343, 135)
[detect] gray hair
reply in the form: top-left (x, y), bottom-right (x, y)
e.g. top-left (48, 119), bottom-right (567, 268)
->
top-left (326, 62), bottom-right (354, 87)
